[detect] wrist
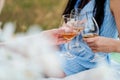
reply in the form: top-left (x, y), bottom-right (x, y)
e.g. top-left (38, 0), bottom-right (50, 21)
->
top-left (113, 39), bottom-right (120, 53)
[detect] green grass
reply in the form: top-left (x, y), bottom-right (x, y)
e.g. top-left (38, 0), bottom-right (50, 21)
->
top-left (0, 0), bottom-right (68, 32)
top-left (110, 52), bottom-right (120, 63)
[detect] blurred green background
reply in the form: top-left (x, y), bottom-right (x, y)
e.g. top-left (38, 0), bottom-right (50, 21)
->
top-left (0, 0), bottom-right (68, 32)
top-left (110, 53), bottom-right (120, 63)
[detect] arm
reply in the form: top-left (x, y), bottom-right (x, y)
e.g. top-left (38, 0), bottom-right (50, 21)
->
top-left (84, 36), bottom-right (120, 53)
top-left (110, 0), bottom-right (120, 36)
top-left (41, 28), bottom-right (69, 46)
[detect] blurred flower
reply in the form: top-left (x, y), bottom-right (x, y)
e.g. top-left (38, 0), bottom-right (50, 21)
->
top-left (0, 22), bottom-right (62, 80)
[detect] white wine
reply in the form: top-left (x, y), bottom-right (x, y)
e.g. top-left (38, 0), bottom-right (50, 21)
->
top-left (83, 33), bottom-right (98, 38)
top-left (60, 32), bottom-right (77, 40)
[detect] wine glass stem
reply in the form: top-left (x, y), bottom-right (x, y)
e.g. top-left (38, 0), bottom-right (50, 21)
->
top-left (67, 42), bottom-right (70, 50)
top-left (75, 35), bottom-right (80, 47)
top-left (66, 42), bottom-right (75, 58)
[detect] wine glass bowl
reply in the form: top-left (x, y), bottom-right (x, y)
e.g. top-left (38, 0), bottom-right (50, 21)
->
top-left (82, 16), bottom-right (99, 38)
top-left (60, 31), bottom-right (77, 41)
top-left (60, 14), bottom-right (79, 41)
top-left (60, 13), bottom-right (85, 41)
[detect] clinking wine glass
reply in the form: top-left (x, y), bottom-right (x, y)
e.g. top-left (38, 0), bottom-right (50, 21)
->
top-left (81, 14), bottom-right (102, 62)
top-left (70, 8), bottom-right (86, 52)
top-left (59, 14), bottom-right (80, 58)
top-left (70, 8), bottom-right (84, 34)
top-left (82, 17), bottom-right (99, 38)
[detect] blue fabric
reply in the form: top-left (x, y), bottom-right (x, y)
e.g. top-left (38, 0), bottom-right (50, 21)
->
top-left (59, 0), bottom-right (118, 76)
top-left (74, 0), bottom-right (81, 9)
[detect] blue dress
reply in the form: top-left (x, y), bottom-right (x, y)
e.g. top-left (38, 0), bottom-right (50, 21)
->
top-left (59, 0), bottom-right (118, 76)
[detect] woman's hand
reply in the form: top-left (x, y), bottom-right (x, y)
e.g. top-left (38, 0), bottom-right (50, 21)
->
top-left (83, 36), bottom-right (119, 53)
top-left (42, 28), bottom-right (70, 45)
top-left (41, 21), bottom-right (84, 46)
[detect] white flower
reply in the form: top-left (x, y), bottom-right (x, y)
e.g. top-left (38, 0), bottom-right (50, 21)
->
top-left (0, 22), bottom-right (61, 80)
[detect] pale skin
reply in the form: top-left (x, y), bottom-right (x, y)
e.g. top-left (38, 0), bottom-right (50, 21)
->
top-left (84, 0), bottom-right (120, 53)
top-left (84, 36), bottom-right (120, 53)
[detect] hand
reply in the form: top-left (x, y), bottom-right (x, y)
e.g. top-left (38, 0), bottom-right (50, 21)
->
top-left (42, 28), bottom-right (70, 45)
top-left (83, 36), bottom-right (117, 53)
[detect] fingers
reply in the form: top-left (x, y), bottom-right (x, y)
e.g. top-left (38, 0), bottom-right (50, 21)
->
top-left (56, 38), bottom-right (70, 45)
top-left (89, 46), bottom-right (99, 53)
top-left (86, 42), bottom-right (98, 52)
top-left (92, 50), bottom-right (98, 53)
top-left (83, 37), bottom-right (99, 52)
top-left (83, 37), bottom-right (98, 48)
top-left (87, 42), bottom-right (97, 47)
top-left (83, 37), bottom-right (97, 43)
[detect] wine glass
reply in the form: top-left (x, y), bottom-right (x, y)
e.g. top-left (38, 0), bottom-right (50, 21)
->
top-left (59, 14), bottom-right (79, 58)
top-left (69, 8), bottom-right (86, 52)
top-left (81, 12), bottom-right (102, 62)
top-left (82, 17), bottom-right (99, 38)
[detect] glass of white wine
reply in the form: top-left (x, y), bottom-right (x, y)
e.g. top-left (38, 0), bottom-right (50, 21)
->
top-left (60, 14), bottom-right (78, 40)
top-left (81, 12), bottom-right (101, 62)
top-left (82, 17), bottom-right (99, 38)
top-left (59, 14), bottom-right (80, 58)
top-left (69, 8), bottom-right (86, 52)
